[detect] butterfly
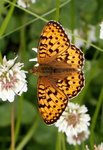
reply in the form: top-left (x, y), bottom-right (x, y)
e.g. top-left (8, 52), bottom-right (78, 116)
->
top-left (32, 20), bottom-right (85, 125)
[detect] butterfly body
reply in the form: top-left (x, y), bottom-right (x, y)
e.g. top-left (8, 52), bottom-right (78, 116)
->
top-left (32, 20), bottom-right (85, 124)
top-left (32, 65), bottom-right (77, 76)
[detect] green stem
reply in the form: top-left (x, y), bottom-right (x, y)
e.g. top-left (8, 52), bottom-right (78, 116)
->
top-left (79, 50), bottom-right (100, 104)
top-left (1, 0), bottom-right (71, 39)
top-left (100, 104), bottom-right (103, 133)
top-left (61, 133), bottom-right (66, 150)
top-left (0, 0), bottom-right (16, 37)
top-left (55, 132), bottom-right (61, 150)
top-left (0, 52), bottom-right (2, 62)
top-left (55, 0), bottom-right (60, 21)
top-left (75, 145), bottom-right (79, 150)
top-left (15, 96), bottom-right (23, 144)
top-left (10, 102), bottom-right (15, 150)
top-left (81, 142), bottom-right (85, 150)
top-left (19, 16), bottom-right (27, 61)
top-left (70, 0), bottom-right (75, 42)
top-left (16, 121), bottom-right (38, 150)
top-left (90, 87), bottom-right (103, 148)
top-left (70, 33), bottom-right (103, 52)
top-left (4, 0), bottom-right (48, 22)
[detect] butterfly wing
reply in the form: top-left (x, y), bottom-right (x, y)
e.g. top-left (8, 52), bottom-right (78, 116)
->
top-left (38, 71), bottom-right (84, 124)
top-left (55, 44), bottom-right (84, 69)
top-left (38, 76), bottom-right (68, 124)
top-left (38, 20), bottom-right (84, 70)
top-left (55, 71), bottom-right (84, 99)
top-left (38, 20), bottom-right (70, 64)
top-left (36, 20), bottom-right (85, 124)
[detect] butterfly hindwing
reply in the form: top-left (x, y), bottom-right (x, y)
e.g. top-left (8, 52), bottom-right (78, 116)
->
top-left (56, 71), bottom-right (84, 99)
top-left (38, 77), bottom-right (68, 124)
top-left (56, 44), bottom-right (84, 69)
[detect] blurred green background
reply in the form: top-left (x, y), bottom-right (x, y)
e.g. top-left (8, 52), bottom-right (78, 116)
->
top-left (0, 0), bottom-right (103, 149)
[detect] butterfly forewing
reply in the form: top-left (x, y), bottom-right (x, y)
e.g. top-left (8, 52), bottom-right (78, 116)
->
top-left (38, 21), bottom-right (70, 64)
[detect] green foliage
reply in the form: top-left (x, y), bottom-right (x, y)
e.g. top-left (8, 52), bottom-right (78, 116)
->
top-left (0, 0), bottom-right (103, 150)
top-left (15, 99), bottom-right (37, 125)
top-left (0, 103), bottom-right (12, 127)
top-left (0, 99), bottom-right (36, 127)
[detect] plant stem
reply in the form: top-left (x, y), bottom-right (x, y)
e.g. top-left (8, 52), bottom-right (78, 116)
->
top-left (15, 96), bottom-right (23, 143)
top-left (55, 132), bottom-right (61, 150)
top-left (62, 133), bottom-right (66, 150)
top-left (16, 121), bottom-right (38, 150)
top-left (11, 102), bottom-right (15, 150)
top-left (90, 87), bottom-right (103, 147)
top-left (1, 0), bottom-right (71, 39)
top-left (0, 52), bottom-right (2, 62)
top-left (55, 0), bottom-right (60, 21)
top-left (0, 0), bottom-right (16, 37)
top-left (70, 0), bottom-right (75, 42)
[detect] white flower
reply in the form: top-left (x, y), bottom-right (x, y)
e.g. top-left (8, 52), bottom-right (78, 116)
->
top-left (85, 145), bottom-right (90, 150)
top-left (66, 24), bottom-right (97, 48)
top-left (100, 22), bottom-right (103, 39)
top-left (32, 48), bottom-right (38, 53)
top-left (29, 48), bottom-right (39, 67)
top-left (67, 129), bottom-right (90, 145)
top-left (29, 57), bottom-right (38, 62)
top-left (0, 56), bottom-right (27, 102)
top-left (94, 143), bottom-right (103, 150)
top-left (74, 29), bottom-right (85, 47)
top-left (55, 102), bottom-right (90, 137)
top-left (86, 25), bottom-right (97, 48)
top-left (86, 143), bottom-right (103, 150)
top-left (17, 0), bottom-right (36, 8)
top-left (65, 28), bottom-right (84, 47)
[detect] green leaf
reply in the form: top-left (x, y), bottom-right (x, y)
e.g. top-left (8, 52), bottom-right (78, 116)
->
top-left (15, 100), bottom-right (37, 124)
top-left (34, 121), bottom-right (57, 145)
top-left (0, 0), bottom-right (16, 37)
top-left (0, 103), bottom-right (12, 127)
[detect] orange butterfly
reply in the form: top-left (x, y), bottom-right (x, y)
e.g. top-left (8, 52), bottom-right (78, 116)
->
top-left (32, 20), bottom-right (84, 124)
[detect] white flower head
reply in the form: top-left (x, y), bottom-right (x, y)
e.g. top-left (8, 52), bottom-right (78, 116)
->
top-left (74, 29), bottom-right (84, 47)
top-left (66, 24), bottom-right (97, 48)
top-left (85, 145), bottom-right (90, 150)
top-left (94, 143), bottom-right (103, 150)
top-left (86, 25), bottom-right (97, 48)
top-left (17, 0), bottom-right (36, 8)
top-left (100, 22), bottom-right (103, 39)
top-left (65, 28), bottom-right (84, 47)
top-left (0, 56), bottom-right (27, 102)
top-left (55, 102), bottom-right (91, 137)
top-left (86, 142), bottom-right (103, 150)
top-left (67, 129), bottom-right (90, 145)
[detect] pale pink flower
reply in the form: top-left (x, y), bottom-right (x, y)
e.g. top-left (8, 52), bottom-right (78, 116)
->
top-left (55, 102), bottom-right (90, 137)
top-left (0, 56), bottom-right (27, 102)
top-left (67, 129), bottom-right (90, 145)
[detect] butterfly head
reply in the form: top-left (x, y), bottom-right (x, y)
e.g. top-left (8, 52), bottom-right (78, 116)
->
top-left (30, 66), bottom-right (39, 75)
